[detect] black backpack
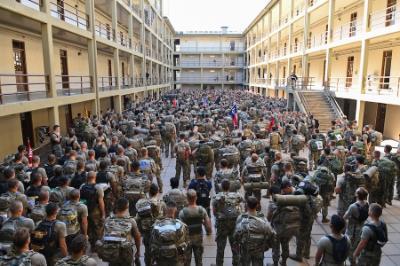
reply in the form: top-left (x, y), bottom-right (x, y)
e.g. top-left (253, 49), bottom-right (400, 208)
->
top-left (44, 164), bottom-right (54, 180)
top-left (365, 222), bottom-right (388, 250)
top-left (31, 220), bottom-right (57, 257)
top-left (25, 186), bottom-right (42, 199)
top-left (0, 181), bottom-right (8, 195)
top-left (194, 180), bottom-right (210, 207)
top-left (326, 235), bottom-right (349, 264)
top-left (96, 171), bottom-right (108, 184)
top-left (70, 172), bottom-right (87, 189)
top-left (80, 184), bottom-right (98, 210)
top-left (356, 203), bottom-right (369, 223)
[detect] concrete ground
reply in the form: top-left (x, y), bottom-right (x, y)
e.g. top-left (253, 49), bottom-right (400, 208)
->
top-left (93, 149), bottom-right (400, 265)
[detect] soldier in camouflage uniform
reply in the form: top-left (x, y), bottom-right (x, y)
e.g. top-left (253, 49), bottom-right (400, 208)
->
top-left (241, 153), bottom-right (268, 202)
top-left (214, 159), bottom-right (240, 193)
top-left (371, 150), bottom-right (396, 207)
top-left (139, 147), bottom-right (163, 192)
top-left (163, 120), bottom-right (177, 158)
top-left (193, 140), bottom-right (214, 179)
top-left (269, 127), bottom-right (282, 151)
top-left (383, 145), bottom-right (398, 205)
top-left (212, 179), bottom-right (243, 266)
top-left (175, 133), bottom-right (192, 187)
top-left (344, 187), bottom-right (369, 265)
top-left (290, 130), bottom-right (305, 156)
top-left (308, 134), bottom-right (322, 171)
top-left (179, 189), bottom-right (212, 266)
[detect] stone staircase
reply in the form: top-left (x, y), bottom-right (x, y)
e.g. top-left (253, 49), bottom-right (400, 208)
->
top-left (297, 91), bottom-right (337, 132)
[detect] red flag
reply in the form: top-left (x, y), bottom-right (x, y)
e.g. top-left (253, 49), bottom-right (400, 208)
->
top-left (27, 138), bottom-right (33, 167)
top-left (172, 98), bottom-right (177, 108)
top-left (268, 117), bottom-right (275, 132)
top-left (232, 113), bottom-right (238, 128)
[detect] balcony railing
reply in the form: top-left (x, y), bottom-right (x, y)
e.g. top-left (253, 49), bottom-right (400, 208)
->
top-left (98, 76), bottom-right (118, 91)
top-left (50, 0), bottom-right (88, 30)
top-left (328, 77), bottom-right (356, 92)
top-left (16, 0), bottom-right (41, 10)
top-left (291, 41), bottom-right (303, 53)
top-left (370, 5), bottom-right (400, 30)
top-left (115, 33), bottom-right (131, 49)
top-left (131, 3), bottom-right (141, 17)
top-left (288, 77), bottom-right (315, 90)
top-left (366, 76), bottom-right (400, 97)
top-left (0, 74), bottom-right (49, 104)
top-left (293, 2), bottom-right (305, 17)
top-left (307, 31), bottom-right (328, 49)
top-left (56, 75), bottom-right (92, 96)
top-left (177, 47), bottom-right (245, 53)
top-left (333, 21), bottom-right (362, 41)
top-left (176, 77), bottom-right (243, 83)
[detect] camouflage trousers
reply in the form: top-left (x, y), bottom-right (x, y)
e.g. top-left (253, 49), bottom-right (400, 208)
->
top-left (320, 186), bottom-right (333, 219)
top-left (346, 223), bottom-right (363, 263)
top-left (357, 250), bottom-right (382, 266)
top-left (185, 234), bottom-right (203, 266)
top-left (272, 234), bottom-right (291, 264)
top-left (154, 166), bottom-right (164, 193)
top-left (215, 222), bottom-right (239, 266)
top-left (386, 175), bottom-right (395, 203)
top-left (142, 231), bottom-right (152, 266)
top-left (295, 218), bottom-right (314, 259)
top-left (238, 251), bottom-right (264, 266)
top-left (154, 258), bottom-right (185, 266)
top-left (176, 159), bottom-right (191, 182)
top-left (164, 137), bottom-right (176, 158)
top-left (88, 210), bottom-right (104, 251)
top-left (308, 151), bottom-right (320, 171)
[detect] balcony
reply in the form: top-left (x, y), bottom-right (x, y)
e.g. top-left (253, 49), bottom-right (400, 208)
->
top-left (307, 31), bottom-right (328, 49)
top-left (95, 20), bottom-right (113, 41)
top-left (366, 76), bottom-right (400, 97)
top-left (177, 47), bottom-right (245, 53)
top-left (0, 74), bottom-right (49, 104)
top-left (115, 32), bottom-right (132, 49)
top-left (328, 77), bottom-right (356, 93)
top-left (370, 5), bottom-right (400, 31)
top-left (98, 76), bottom-right (118, 91)
top-left (176, 77), bottom-right (243, 84)
top-left (131, 3), bottom-right (142, 18)
top-left (119, 77), bottom-right (144, 88)
top-left (50, 0), bottom-right (89, 30)
top-left (332, 21), bottom-right (362, 42)
top-left (56, 75), bottom-right (92, 96)
top-left (16, 0), bottom-right (41, 10)
top-left (291, 41), bottom-right (304, 54)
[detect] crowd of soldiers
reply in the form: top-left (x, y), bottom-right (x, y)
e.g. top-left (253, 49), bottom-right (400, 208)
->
top-left (0, 87), bottom-right (399, 266)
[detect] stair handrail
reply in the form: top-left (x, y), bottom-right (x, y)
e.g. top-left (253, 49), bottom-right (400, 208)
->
top-left (324, 90), bottom-right (345, 119)
top-left (293, 90), bottom-right (310, 115)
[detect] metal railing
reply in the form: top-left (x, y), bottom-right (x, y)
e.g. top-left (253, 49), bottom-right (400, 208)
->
top-left (16, 0), bottom-right (41, 10)
top-left (0, 74), bottom-right (49, 104)
top-left (332, 21), bottom-right (362, 41)
top-left (366, 76), bottom-right (400, 97)
top-left (56, 75), bottom-right (92, 96)
top-left (50, 0), bottom-right (89, 30)
top-left (307, 31), bottom-right (328, 49)
top-left (177, 47), bottom-right (245, 53)
top-left (324, 90), bottom-right (345, 118)
top-left (291, 41), bottom-right (303, 53)
top-left (370, 5), bottom-right (400, 30)
top-left (328, 77), bottom-right (356, 92)
top-left (115, 32), bottom-right (131, 49)
top-left (95, 20), bottom-right (114, 41)
top-left (98, 76), bottom-right (118, 91)
top-left (287, 77), bottom-right (316, 90)
top-left (176, 77), bottom-right (243, 83)
top-left (293, 2), bottom-right (305, 17)
top-left (131, 3), bottom-right (141, 17)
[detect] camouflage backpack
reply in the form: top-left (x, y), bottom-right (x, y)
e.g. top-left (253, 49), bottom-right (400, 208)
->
top-left (135, 198), bottom-right (159, 232)
top-left (271, 205), bottom-right (301, 236)
top-left (163, 189), bottom-right (188, 213)
top-left (314, 166), bottom-right (334, 187)
top-left (378, 158), bottom-right (397, 178)
top-left (0, 193), bottom-right (15, 215)
top-left (176, 142), bottom-right (190, 161)
top-left (96, 216), bottom-right (135, 264)
top-left (219, 147), bottom-right (240, 167)
top-left (291, 135), bottom-right (305, 150)
top-left (310, 139), bottom-right (323, 152)
top-left (164, 122), bottom-right (175, 138)
top-left (0, 250), bottom-right (34, 266)
top-left (123, 176), bottom-right (150, 201)
top-left (213, 192), bottom-right (241, 222)
top-left (151, 218), bottom-right (188, 259)
top-left (270, 132), bottom-right (280, 147)
top-left (57, 202), bottom-right (79, 236)
top-left (55, 255), bottom-right (90, 266)
top-left (370, 131), bottom-right (383, 146)
top-left (29, 204), bottom-right (46, 225)
top-left (196, 144), bottom-right (211, 164)
top-left (328, 156), bottom-right (344, 175)
top-left (49, 187), bottom-right (65, 207)
top-left (235, 214), bottom-right (272, 254)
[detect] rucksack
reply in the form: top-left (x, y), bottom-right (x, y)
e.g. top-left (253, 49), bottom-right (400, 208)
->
top-left (378, 158), bottom-right (397, 178)
top-left (181, 207), bottom-right (204, 235)
top-left (25, 186), bottom-right (41, 201)
top-left (235, 214), bottom-right (272, 254)
top-left (370, 131), bottom-right (383, 146)
top-left (194, 180), bottom-right (210, 207)
top-left (0, 251), bottom-right (34, 266)
top-left (55, 255), bottom-right (90, 266)
top-left (176, 143), bottom-right (190, 161)
top-left (365, 222), bottom-right (388, 250)
top-left (271, 205), bottom-right (301, 236)
top-left (326, 235), bottom-right (349, 264)
top-left (123, 176), bottom-right (150, 201)
top-left (310, 139), bottom-right (323, 152)
top-left (70, 172), bottom-right (87, 189)
top-left (30, 204), bottom-right (46, 225)
top-left (196, 145), bottom-right (211, 164)
top-left (135, 198), bottom-right (157, 232)
top-left (151, 218), bottom-right (188, 259)
top-left (291, 135), bottom-right (305, 149)
top-left (31, 220), bottom-right (58, 257)
top-left (214, 193), bottom-right (241, 221)
top-left (162, 189), bottom-right (188, 212)
top-left (270, 132), bottom-right (280, 146)
top-left (49, 187), bottom-right (64, 207)
top-left (355, 203), bottom-right (369, 223)
top-left (58, 202), bottom-right (79, 235)
top-left (96, 217), bottom-right (135, 263)
top-left (0, 182), bottom-right (7, 196)
top-left (139, 159), bottom-right (152, 174)
top-left (12, 164), bottom-right (28, 183)
top-left (0, 217), bottom-right (23, 244)
top-left (314, 166), bottom-right (334, 187)
top-left (328, 157), bottom-right (343, 175)
top-left (96, 171), bottom-right (109, 184)
top-left (0, 194), bottom-right (15, 214)
top-left (80, 184), bottom-right (98, 210)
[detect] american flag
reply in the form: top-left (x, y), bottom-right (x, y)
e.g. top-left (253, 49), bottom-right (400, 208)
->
top-left (27, 138), bottom-right (33, 167)
top-left (230, 104), bottom-right (238, 128)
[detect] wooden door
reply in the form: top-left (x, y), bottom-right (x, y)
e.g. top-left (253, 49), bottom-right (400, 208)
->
top-left (60, 50), bottom-right (69, 89)
top-left (108, 59), bottom-right (112, 87)
top-left (375, 104), bottom-right (387, 133)
top-left (349, 12), bottom-right (357, 37)
top-left (380, 50), bottom-right (392, 89)
top-left (20, 112), bottom-right (34, 147)
top-left (346, 56), bottom-right (354, 87)
top-left (386, 0), bottom-right (397, 26)
top-left (121, 62), bottom-right (125, 86)
top-left (13, 40), bottom-right (28, 92)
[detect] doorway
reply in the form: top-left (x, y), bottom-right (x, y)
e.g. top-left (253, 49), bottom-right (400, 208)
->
top-left (60, 50), bottom-right (69, 90)
top-left (57, 0), bottom-right (65, 21)
top-left (13, 40), bottom-right (28, 93)
top-left (380, 50), bottom-right (392, 89)
top-left (121, 62), bottom-right (125, 86)
top-left (375, 103), bottom-right (387, 133)
top-left (346, 56), bottom-right (354, 87)
top-left (20, 112), bottom-right (34, 147)
top-left (386, 0), bottom-right (397, 26)
top-left (108, 59), bottom-right (113, 88)
top-left (349, 12), bottom-right (358, 37)
top-left (65, 105), bottom-right (73, 129)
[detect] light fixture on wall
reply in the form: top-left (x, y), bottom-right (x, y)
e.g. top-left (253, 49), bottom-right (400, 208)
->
top-left (78, 51), bottom-right (82, 56)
